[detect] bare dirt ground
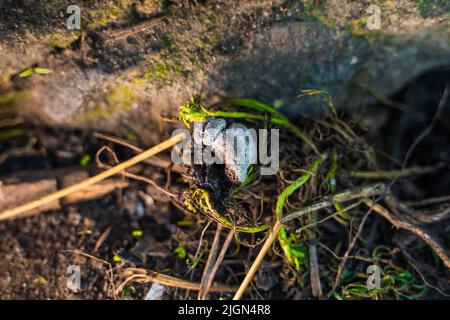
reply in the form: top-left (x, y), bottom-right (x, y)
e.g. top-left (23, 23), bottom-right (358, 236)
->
top-left (0, 1), bottom-right (450, 300)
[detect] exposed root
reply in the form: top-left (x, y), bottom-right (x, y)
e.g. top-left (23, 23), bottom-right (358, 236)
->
top-left (363, 198), bottom-right (450, 270)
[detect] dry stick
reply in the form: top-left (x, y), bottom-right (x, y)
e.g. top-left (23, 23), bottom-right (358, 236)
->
top-left (114, 170), bottom-right (178, 198)
top-left (379, 86), bottom-right (449, 202)
top-left (408, 261), bottom-right (450, 298)
top-left (332, 206), bottom-right (373, 291)
top-left (395, 239), bottom-right (450, 297)
top-left (295, 201), bottom-right (362, 233)
top-left (363, 198), bottom-right (450, 270)
top-left (198, 223), bottom-right (224, 300)
top-left (401, 85), bottom-right (448, 171)
top-left (93, 132), bottom-right (185, 174)
top-left (93, 132), bottom-right (145, 153)
top-left (348, 165), bottom-right (440, 179)
top-left (190, 220), bottom-right (213, 272)
top-left (115, 268), bottom-right (237, 296)
top-left (94, 226), bottom-right (112, 253)
top-left (309, 220), bottom-right (322, 297)
top-left (397, 201), bottom-right (450, 224)
top-left (97, 161), bottom-right (177, 198)
top-left (95, 145), bottom-right (177, 198)
top-left (281, 183), bottom-right (385, 223)
top-left (233, 220), bottom-right (282, 300)
top-left (104, 17), bottom-right (163, 43)
top-left (308, 176), bottom-right (323, 298)
top-left (0, 133), bottom-right (186, 222)
top-left (201, 229), bottom-right (235, 300)
top-left (404, 195), bottom-right (450, 207)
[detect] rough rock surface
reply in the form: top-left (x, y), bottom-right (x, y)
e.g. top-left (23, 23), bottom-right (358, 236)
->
top-left (1, 0), bottom-right (449, 143)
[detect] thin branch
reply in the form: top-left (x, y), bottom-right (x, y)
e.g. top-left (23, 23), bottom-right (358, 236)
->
top-left (295, 201), bottom-right (362, 233)
top-left (404, 195), bottom-right (450, 207)
top-left (93, 132), bottom-right (185, 174)
top-left (95, 145), bottom-right (177, 198)
top-left (115, 267), bottom-right (237, 296)
top-left (363, 198), bottom-right (450, 270)
top-left (198, 223), bottom-right (223, 300)
top-left (200, 229), bottom-right (235, 300)
top-left (233, 220), bottom-right (282, 300)
top-left (332, 207), bottom-right (373, 291)
top-left (348, 165), bottom-right (441, 179)
top-left (308, 175), bottom-right (323, 298)
top-left (402, 85), bottom-right (448, 169)
top-left (281, 183), bottom-right (385, 223)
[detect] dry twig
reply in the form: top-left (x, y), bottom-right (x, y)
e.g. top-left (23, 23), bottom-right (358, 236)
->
top-left (281, 183), bottom-right (385, 223)
top-left (363, 198), bottom-right (450, 270)
top-left (332, 207), bottom-right (373, 291)
top-left (116, 267), bottom-right (236, 296)
top-left (200, 229), bottom-right (235, 300)
top-left (198, 223), bottom-right (224, 299)
top-left (233, 220), bottom-right (282, 300)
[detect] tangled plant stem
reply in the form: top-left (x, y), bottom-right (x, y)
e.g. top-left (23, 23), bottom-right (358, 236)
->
top-left (184, 188), bottom-right (269, 233)
top-left (276, 154), bottom-right (327, 270)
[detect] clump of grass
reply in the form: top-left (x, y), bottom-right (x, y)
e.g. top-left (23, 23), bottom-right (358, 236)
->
top-left (179, 95), bottom-right (324, 265)
top-left (330, 246), bottom-right (429, 300)
top-left (330, 263), bottom-right (428, 300)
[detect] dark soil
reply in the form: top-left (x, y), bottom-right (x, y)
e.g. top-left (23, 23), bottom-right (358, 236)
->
top-left (0, 124), bottom-right (248, 300)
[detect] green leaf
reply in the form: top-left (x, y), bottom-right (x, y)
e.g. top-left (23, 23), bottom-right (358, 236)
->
top-left (79, 154), bottom-right (91, 166)
top-left (19, 67), bottom-right (51, 78)
top-left (298, 89), bottom-right (337, 117)
top-left (276, 155), bottom-right (326, 219)
top-left (34, 68), bottom-right (52, 74)
top-left (19, 69), bottom-right (34, 78)
top-left (290, 246), bottom-right (306, 258)
top-left (229, 98), bottom-right (279, 115)
top-left (179, 96), bottom-right (209, 127)
top-left (177, 220), bottom-right (195, 227)
top-left (132, 230), bottom-right (143, 237)
top-left (175, 246), bottom-right (187, 259)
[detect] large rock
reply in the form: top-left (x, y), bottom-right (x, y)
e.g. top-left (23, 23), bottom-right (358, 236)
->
top-left (1, 0), bottom-right (449, 143)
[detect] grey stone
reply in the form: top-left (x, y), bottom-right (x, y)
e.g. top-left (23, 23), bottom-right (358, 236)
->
top-left (0, 1), bottom-right (449, 145)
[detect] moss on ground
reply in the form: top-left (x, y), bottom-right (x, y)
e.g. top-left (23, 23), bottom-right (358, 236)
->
top-left (81, 84), bottom-right (138, 121)
top-left (0, 91), bottom-right (31, 111)
top-left (415, 0), bottom-right (450, 18)
top-left (87, 0), bottom-right (163, 29)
